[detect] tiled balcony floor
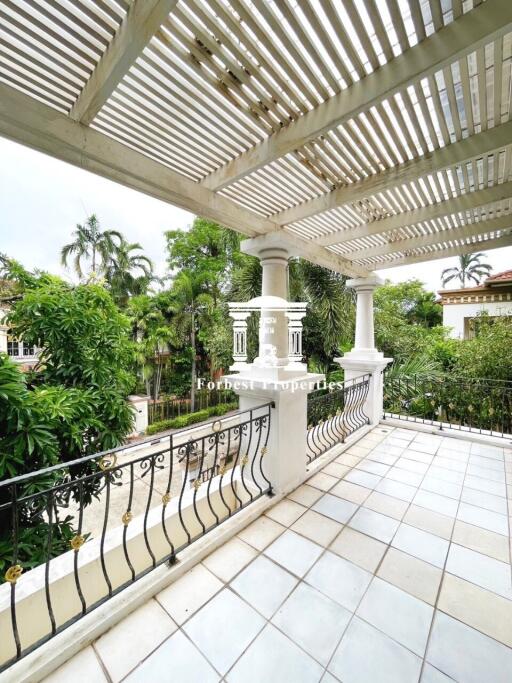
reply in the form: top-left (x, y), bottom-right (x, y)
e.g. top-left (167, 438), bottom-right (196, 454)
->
top-left (45, 426), bottom-right (512, 683)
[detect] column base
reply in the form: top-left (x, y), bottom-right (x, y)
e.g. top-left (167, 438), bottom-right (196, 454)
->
top-left (224, 361), bottom-right (311, 384)
top-left (223, 371), bottom-right (324, 494)
top-left (334, 353), bottom-right (392, 425)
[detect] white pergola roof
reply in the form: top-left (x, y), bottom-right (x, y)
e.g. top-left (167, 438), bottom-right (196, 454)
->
top-left (0, 0), bottom-right (511, 276)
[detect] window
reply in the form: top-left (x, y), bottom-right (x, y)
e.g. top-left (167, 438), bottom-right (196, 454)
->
top-left (7, 334), bottom-right (19, 357)
top-left (23, 343), bottom-right (35, 357)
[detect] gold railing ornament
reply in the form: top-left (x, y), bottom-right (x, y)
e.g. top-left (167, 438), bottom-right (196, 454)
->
top-left (70, 535), bottom-right (85, 551)
top-left (241, 454), bottom-right (249, 466)
top-left (468, 405), bottom-right (474, 413)
top-left (449, 402), bottom-right (455, 410)
top-left (261, 446), bottom-right (267, 457)
top-left (162, 493), bottom-right (171, 506)
top-left (212, 420), bottom-right (222, 433)
top-left (122, 511), bottom-right (133, 526)
top-left (98, 454), bottom-right (118, 471)
top-left (219, 464), bottom-right (226, 476)
top-left (5, 565), bottom-right (23, 583)
top-left (489, 407), bottom-right (495, 416)
top-left (193, 479), bottom-right (201, 491)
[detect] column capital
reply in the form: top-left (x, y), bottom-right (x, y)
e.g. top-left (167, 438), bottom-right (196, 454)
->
top-left (346, 274), bottom-right (383, 291)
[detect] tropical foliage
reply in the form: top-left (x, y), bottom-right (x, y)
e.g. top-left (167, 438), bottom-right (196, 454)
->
top-left (61, 214), bottom-right (123, 279)
top-left (0, 257), bottom-right (135, 573)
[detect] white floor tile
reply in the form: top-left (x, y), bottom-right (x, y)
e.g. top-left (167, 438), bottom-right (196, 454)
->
top-left (457, 501), bottom-right (509, 536)
top-left (386, 467), bottom-right (423, 487)
top-left (157, 564), bottom-right (223, 625)
top-left (329, 616), bottom-right (422, 683)
top-left (312, 492), bottom-right (358, 523)
top-left (344, 469), bottom-right (382, 489)
top-left (125, 630), bottom-right (219, 683)
top-left (428, 466), bottom-right (464, 485)
top-left (203, 537), bottom-right (257, 582)
top-left (421, 663), bottom-right (456, 682)
top-left (413, 490), bottom-right (458, 517)
top-left (357, 577), bottom-right (433, 656)
top-left (375, 478), bottom-right (417, 503)
top-left (44, 648), bottom-right (107, 683)
top-left (461, 488), bottom-right (508, 515)
top-left (95, 600), bottom-right (176, 681)
top-left (231, 555), bottom-right (298, 619)
top-left (305, 550), bottom-right (372, 611)
top-left (469, 455), bottom-right (505, 472)
top-left (357, 459), bottom-right (390, 476)
top-left (427, 611), bottom-right (512, 683)
top-left (445, 544), bottom-right (512, 599)
top-left (272, 583), bottom-right (351, 665)
top-left (237, 515), bottom-right (286, 551)
top-left (464, 474), bottom-right (507, 497)
top-left (394, 458), bottom-right (429, 475)
top-left (420, 476), bottom-right (462, 500)
top-left (392, 523), bottom-right (449, 569)
top-left (226, 624), bottom-right (323, 683)
top-left (466, 464), bottom-right (506, 483)
top-left (264, 529), bottom-right (323, 577)
top-left (348, 507), bottom-right (400, 544)
top-left (183, 589), bottom-right (264, 675)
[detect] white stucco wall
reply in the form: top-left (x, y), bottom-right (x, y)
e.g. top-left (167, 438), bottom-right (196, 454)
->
top-left (443, 300), bottom-right (512, 338)
top-left (0, 307), bottom-right (8, 354)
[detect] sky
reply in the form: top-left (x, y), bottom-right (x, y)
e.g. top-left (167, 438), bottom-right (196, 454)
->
top-left (0, 136), bottom-right (510, 291)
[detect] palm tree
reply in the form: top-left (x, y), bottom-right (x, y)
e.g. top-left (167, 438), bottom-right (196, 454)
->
top-left (61, 214), bottom-right (123, 279)
top-left (441, 253), bottom-right (492, 288)
top-left (105, 241), bottom-right (155, 306)
top-left (170, 271), bottom-right (214, 412)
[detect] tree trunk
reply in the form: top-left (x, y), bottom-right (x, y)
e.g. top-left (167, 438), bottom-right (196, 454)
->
top-left (191, 310), bottom-right (196, 413)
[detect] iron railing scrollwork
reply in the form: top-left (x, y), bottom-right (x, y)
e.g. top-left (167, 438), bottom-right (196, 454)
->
top-left (0, 402), bottom-right (272, 671)
top-left (383, 374), bottom-right (512, 438)
top-left (306, 374), bottom-right (371, 462)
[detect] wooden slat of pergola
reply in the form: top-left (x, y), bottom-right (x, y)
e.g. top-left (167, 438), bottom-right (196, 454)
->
top-left (0, 0), bottom-right (510, 276)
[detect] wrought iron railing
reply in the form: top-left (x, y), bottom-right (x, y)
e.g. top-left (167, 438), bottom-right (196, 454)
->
top-left (383, 374), bottom-right (512, 438)
top-left (306, 374), bottom-right (371, 462)
top-left (148, 388), bottom-right (238, 424)
top-left (0, 403), bottom-right (272, 671)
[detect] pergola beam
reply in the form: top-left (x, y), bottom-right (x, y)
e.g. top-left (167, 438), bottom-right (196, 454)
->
top-left (316, 180), bottom-right (512, 247)
top-left (201, 0), bottom-right (512, 192)
top-left (346, 215), bottom-right (512, 261)
top-left (70, 0), bottom-right (179, 125)
top-left (0, 83), bottom-right (270, 236)
top-left (0, 82), bottom-right (366, 277)
top-left (276, 121), bottom-right (512, 227)
top-left (372, 232), bottom-right (512, 270)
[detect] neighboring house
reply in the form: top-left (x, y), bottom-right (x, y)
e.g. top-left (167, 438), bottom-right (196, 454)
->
top-left (438, 270), bottom-right (512, 339)
top-left (0, 304), bottom-right (39, 369)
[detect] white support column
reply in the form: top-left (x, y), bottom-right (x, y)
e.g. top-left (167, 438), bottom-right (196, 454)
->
top-left (335, 275), bottom-right (392, 425)
top-left (257, 246), bottom-right (290, 367)
top-left (223, 235), bottom-right (324, 494)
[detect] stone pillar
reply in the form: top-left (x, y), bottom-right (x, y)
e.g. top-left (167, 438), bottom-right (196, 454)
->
top-left (257, 246), bottom-right (290, 366)
top-left (223, 234), bottom-right (325, 494)
top-left (231, 380), bottom-right (323, 495)
top-left (335, 275), bottom-right (392, 425)
top-left (128, 395), bottom-right (149, 436)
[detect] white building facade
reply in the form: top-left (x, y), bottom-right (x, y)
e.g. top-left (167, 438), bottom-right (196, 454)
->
top-left (439, 270), bottom-right (512, 339)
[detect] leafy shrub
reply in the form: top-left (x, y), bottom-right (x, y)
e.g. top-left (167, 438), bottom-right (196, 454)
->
top-left (146, 402), bottom-right (238, 435)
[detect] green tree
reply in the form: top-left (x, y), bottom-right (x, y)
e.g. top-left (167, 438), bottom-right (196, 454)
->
top-left (0, 258), bottom-right (136, 573)
top-left (441, 253), bottom-right (492, 288)
top-left (61, 214), bottom-right (123, 279)
top-left (105, 240), bottom-right (155, 307)
top-left (170, 271), bottom-right (214, 411)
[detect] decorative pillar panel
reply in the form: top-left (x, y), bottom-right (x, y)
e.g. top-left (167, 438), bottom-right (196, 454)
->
top-left (228, 309), bottom-right (250, 371)
top-left (286, 308), bottom-right (306, 363)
